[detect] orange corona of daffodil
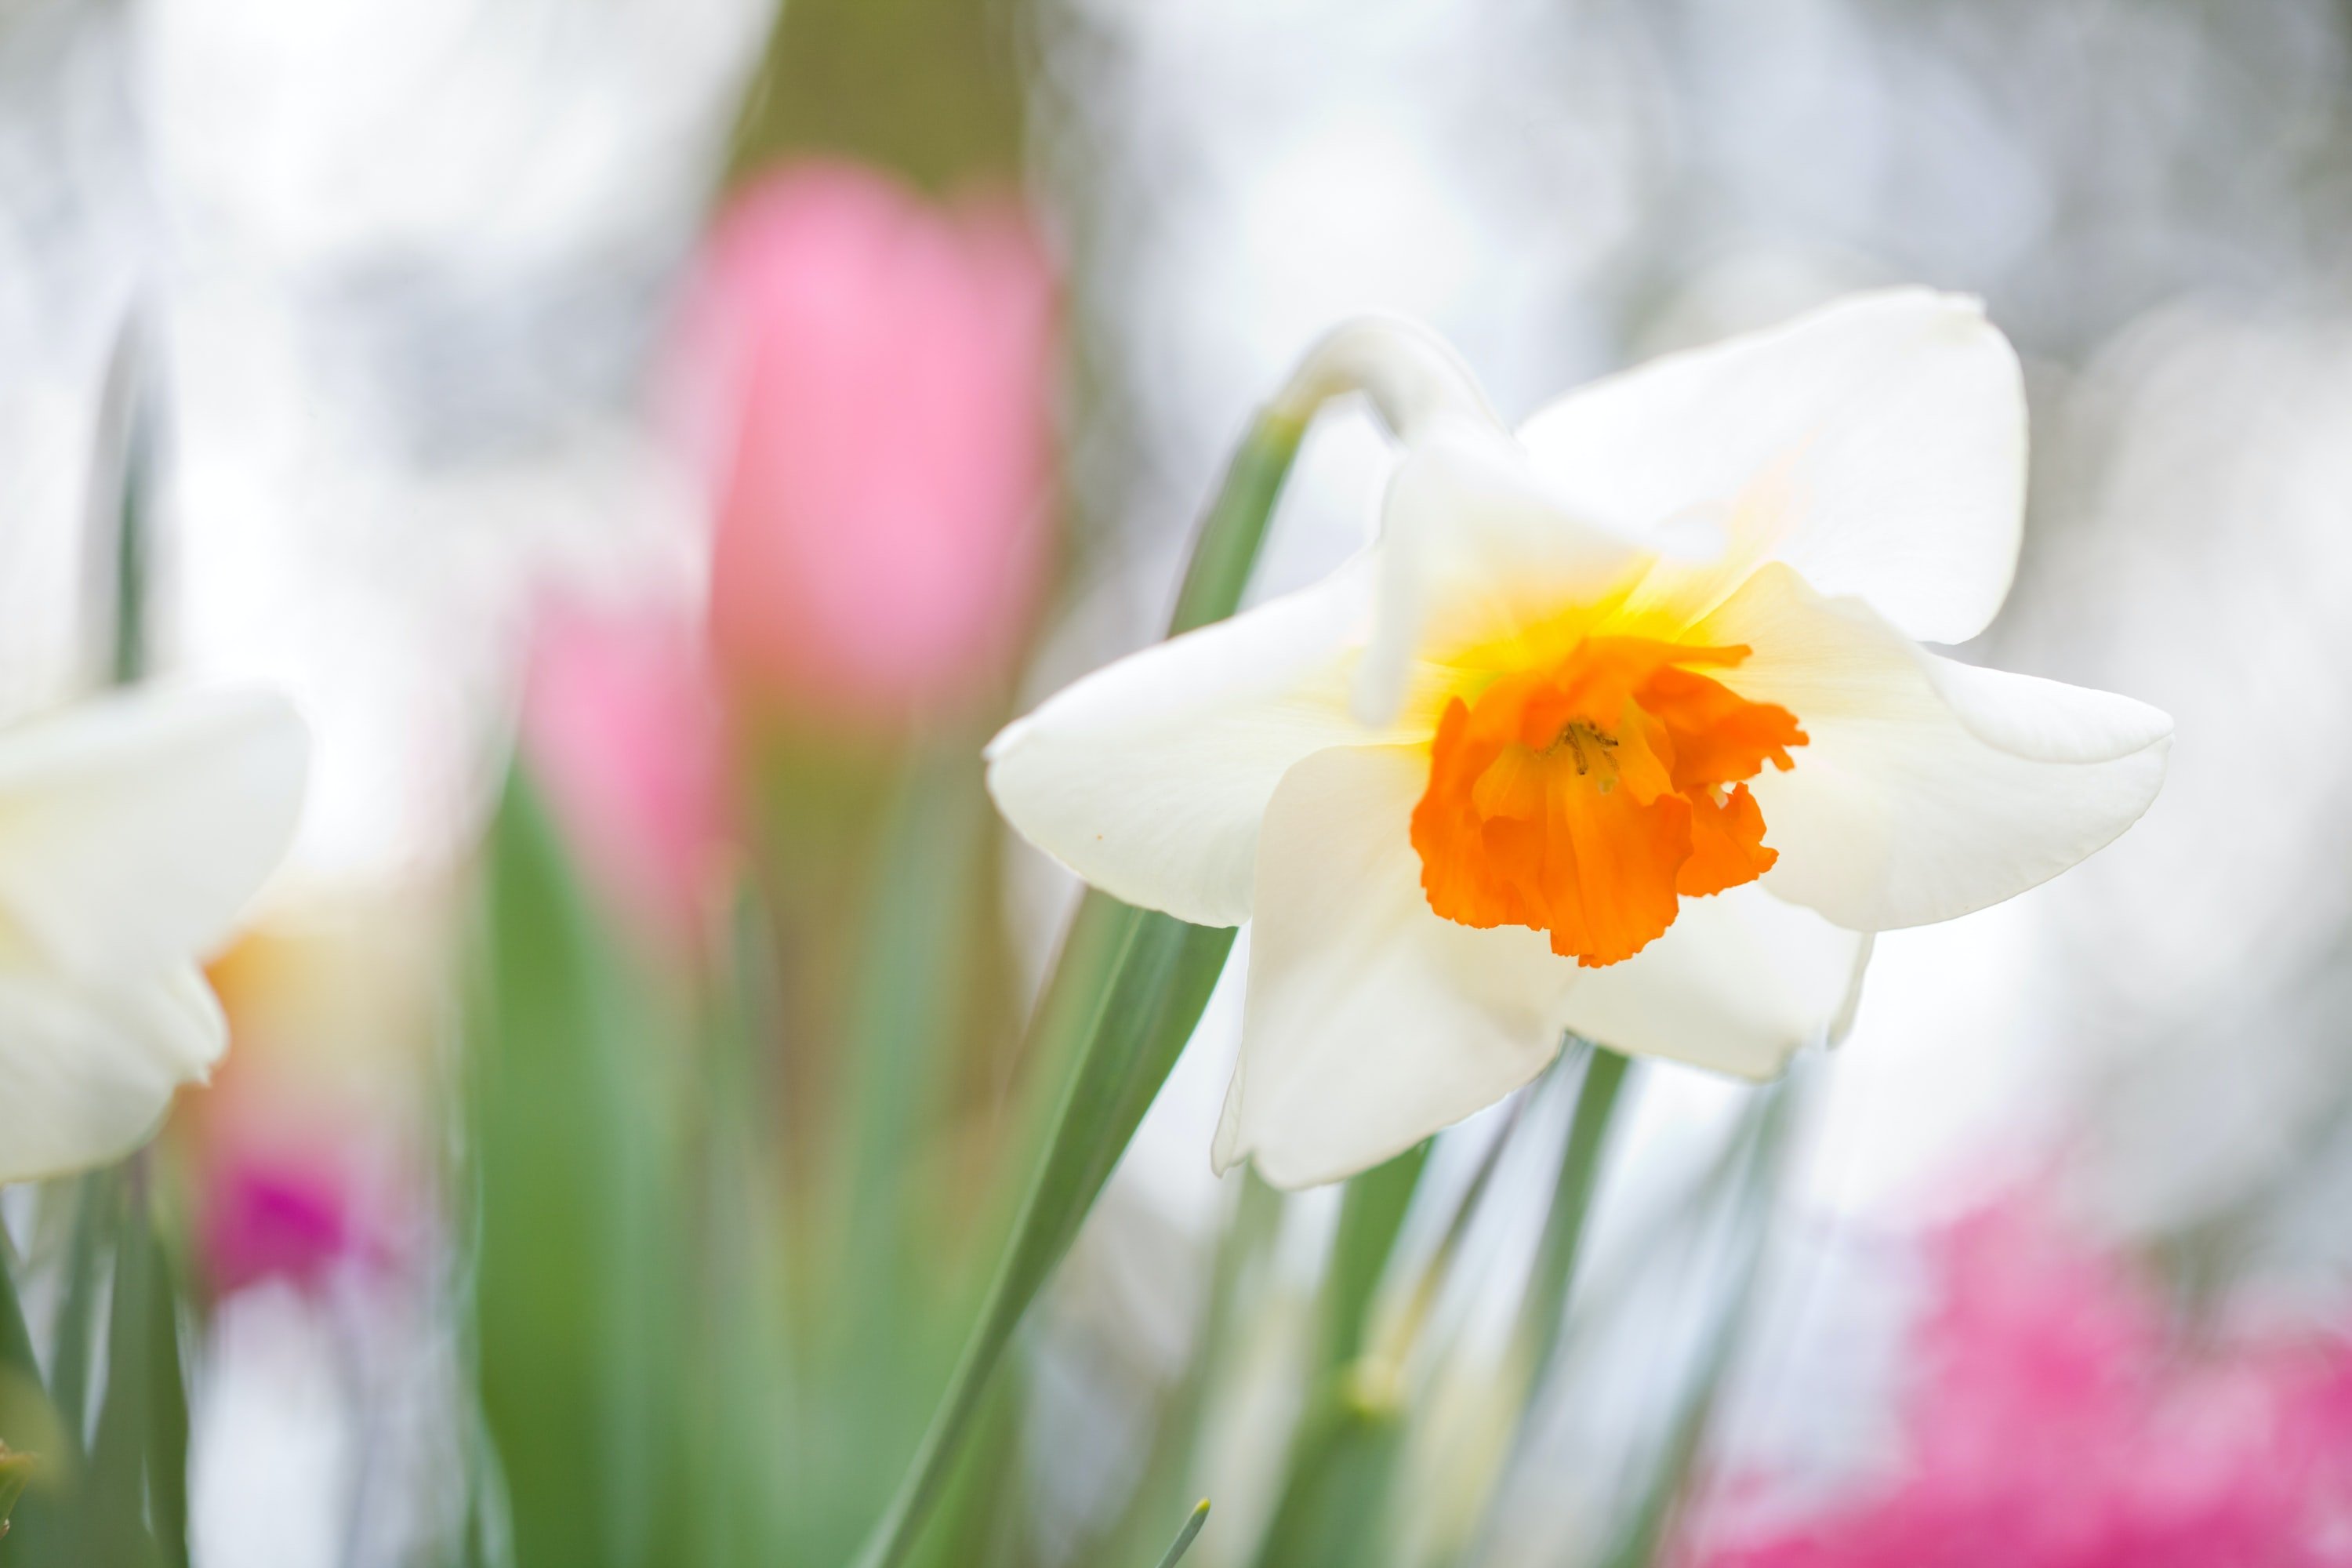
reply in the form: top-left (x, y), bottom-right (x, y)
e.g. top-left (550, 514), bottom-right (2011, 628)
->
top-left (988, 291), bottom-right (2171, 1188)
top-left (1410, 633), bottom-right (1804, 967)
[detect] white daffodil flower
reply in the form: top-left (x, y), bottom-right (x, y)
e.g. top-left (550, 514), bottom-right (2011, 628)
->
top-left (0, 684), bottom-right (308, 1184)
top-left (989, 290), bottom-right (2170, 1188)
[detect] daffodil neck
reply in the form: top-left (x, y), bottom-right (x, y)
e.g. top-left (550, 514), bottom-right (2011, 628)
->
top-left (1268, 317), bottom-right (1503, 446)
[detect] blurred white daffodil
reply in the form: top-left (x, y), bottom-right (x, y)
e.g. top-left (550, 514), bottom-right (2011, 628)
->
top-left (989, 291), bottom-right (2169, 1187)
top-left (0, 684), bottom-right (307, 1183)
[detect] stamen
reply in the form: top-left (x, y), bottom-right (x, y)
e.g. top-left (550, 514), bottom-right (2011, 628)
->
top-left (1551, 721), bottom-right (1618, 777)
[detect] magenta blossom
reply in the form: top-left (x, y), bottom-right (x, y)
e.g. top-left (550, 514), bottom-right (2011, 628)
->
top-left (521, 601), bottom-right (729, 945)
top-left (1693, 1203), bottom-right (2352, 1568)
top-left (204, 1152), bottom-right (364, 1297)
top-left (671, 159), bottom-right (1057, 729)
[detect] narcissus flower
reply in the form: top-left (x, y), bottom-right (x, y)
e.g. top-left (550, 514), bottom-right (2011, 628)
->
top-left (988, 292), bottom-right (2169, 1187)
top-left (0, 684), bottom-right (308, 1183)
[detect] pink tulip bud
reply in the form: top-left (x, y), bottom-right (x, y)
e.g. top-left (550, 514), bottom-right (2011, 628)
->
top-left (520, 602), bottom-right (729, 945)
top-left (671, 160), bottom-right (1057, 728)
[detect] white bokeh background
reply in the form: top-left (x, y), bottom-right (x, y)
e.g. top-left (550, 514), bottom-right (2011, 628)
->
top-left (4, 0), bottom-right (2351, 1560)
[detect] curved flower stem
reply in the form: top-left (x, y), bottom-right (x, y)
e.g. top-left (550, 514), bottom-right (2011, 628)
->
top-left (848, 400), bottom-right (1316, 1568)
top-left (1266, 317), bottom-right (1500, 447)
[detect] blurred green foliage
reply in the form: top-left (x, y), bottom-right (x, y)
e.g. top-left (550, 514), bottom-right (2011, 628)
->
top-left (0, 337), bottom-right (191, 1568)
top-left (0, 1175), bottom-right (193, 1568)
top-left (728, 0), bottom-right (1026, 191)
top-left (467, 777), bottom-right (676, 1568)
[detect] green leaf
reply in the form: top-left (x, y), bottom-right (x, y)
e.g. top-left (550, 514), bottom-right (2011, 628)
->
top-left (1519, 1045), bottom-right (1633, 1392)
top-left (0, 1244), bottom-right (42, 1425)
top-left (85, 319), bottom-right (157, 691)
top-left (467, 773), bottom-right (676, 1568)
top-left (1242, 1145), bottom-right (1431, 1568)
top-left (1040, 908), bottom-right (1238, 1265)
top-left (1254, 1078), bottom-right (1570, 1568)
top-left (1323, 1141), bottom-right (1432, 1378)
top-left (0, 1254), bottom-right (53, 1555)
top-left (854, 900), bottom-right (1236, 1568)
top-left (1247, 1405), bottom-right (1405, 1568)
top-left (46, 1173), bottom-right (118, 1457)
top-left (835, 742), bottom-right (991, 1337)
top-left (1593, 1073), bottom-right (1805, 1568)
top-left (1446, 1046), bottom-right (1635, 1567)
top-left (902, 1367), bottom-right (1024, 1568)
top-left (1097, 1174), bottom-right (1279, 1566)
top-left (83, 1185), bottom-right (160, 1568)
top-left (849, 397), bottom-right (1312, 1568)
top-left (672, 887), bottom-right (803, 1568)
top-left (142, 1229), bottom-right (191, 1568)
top-left (1152, 1501), bottom-right (1211, 1568)
top-left (0, 1446), bottom-right (29, 1537)
top-left (0, 1178), bottom-right (116, 1568)
top-left (1165, 412), bottom-right (1306, 637)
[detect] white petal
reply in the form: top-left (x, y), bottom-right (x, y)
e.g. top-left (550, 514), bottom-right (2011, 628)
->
top-left (0, 964), bottom-right (224, 1184)
top-left (988, 557), bottom-right (1408, 927)
top-left (0, 684), bottom-right (310, 980)
top-left (1355, 419), bottom-right (1659, 724)
top-left (1215, 744), bottom-right (1576, 1189)
top-left (1556, 884), bottom-right (1871, 1080)
top-left (1699, 564), bottom-right (2172, 931)
top-left (1516, 289), bottom-right (2027, 644)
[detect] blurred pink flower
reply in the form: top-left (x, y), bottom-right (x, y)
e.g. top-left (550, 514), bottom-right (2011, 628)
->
top-left (521, 603), bottom-right (729, 943)
top-left (204, 1152), bottom-right (362, 1297)
top-left (1693, 1205), bottom-right (2352, 1568)
top-left (672, 160), bottom-right (1057, 728)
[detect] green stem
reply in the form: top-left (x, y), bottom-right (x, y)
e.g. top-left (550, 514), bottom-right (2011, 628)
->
top-left (0, 1448), bottom-right (28, 1541)
top-left (846, 405), bottom-right (1309, 1568)
top-left (835, 744), bottom-right (988, 1339)
top-left (1102, 1174), bottom-right (1277, 1565)
top-left (1595, 1073), bottom-right (1806, 1568)
top-left (852, 901), bottom-right (1232, 1568)
top-left (144, 1225), bottom-right (192, 1568)
top-left (46, 1172), bottom-right (118, 1457)
top-left (1321, 1141), bottom-right (1432, 1377)
top-left (0, 1242), bottom-right (39, 1416)
top-left (84, 1181), bottom-right (157, 1564)
top-left (1519, 1044), bottom-right (1633, 1386)
top-left (1164, 414), bottom-right (1305, 637)
top-left (1370, 1087), bottom-right (1529, 1368)
top-left (110, 390), bottom-right (149, 689)
top-left (1249, 1094), bottom-right (1530, 1568)
top-left (1452, 1044), bottom-right (1632, 1568)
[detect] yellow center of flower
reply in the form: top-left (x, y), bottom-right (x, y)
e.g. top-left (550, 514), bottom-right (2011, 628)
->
top-left (1409, 634), bottom-right (1806, 967)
